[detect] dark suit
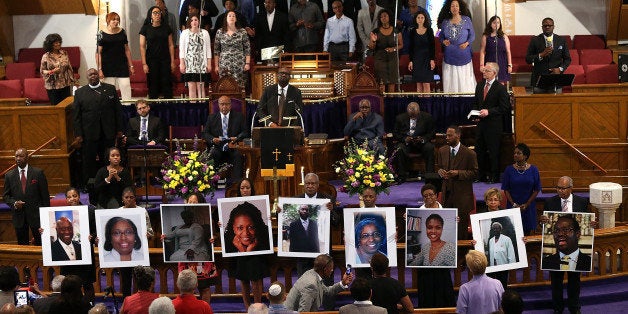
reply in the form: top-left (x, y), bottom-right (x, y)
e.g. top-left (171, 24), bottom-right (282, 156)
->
top-left (254, 9), bottom-right (290, 52)
top-left (33, 293), bottom-right (60, 314)
top-left (125, 114), bottom-right (166, 146)
top-left (257, 84), bottom-right (303, 127)
top-left (289, 219), bottom-right (319, 252)
top-left (542, 251), bottom-right (591, 272)
top-left (393, 111), bottom-right (435, 176)
top-left (543, 193), bottom-right (589, 313)
top-left (73, 82), bottom-right (124, 186)
top-left (473, 80), bottom-right (510, 181)
top-left (3, 166), bottom-right (50, 245)
top-left (50, 239), bottom-right (83, 261)
top-left (525, 33), bottom-right (571, 87)
top-left (202, 111), bottom-right (249, 182)
top-left (435, 144), bottom-right (477, 240)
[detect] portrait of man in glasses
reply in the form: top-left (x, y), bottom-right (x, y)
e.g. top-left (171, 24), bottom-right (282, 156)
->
top-left (541, 213), bottom-right (592, 272)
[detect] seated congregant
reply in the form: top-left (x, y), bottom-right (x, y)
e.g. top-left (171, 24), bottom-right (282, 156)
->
top-left (344, 98), bottom-right (385, 155)
top-left (124, 99), bottom-right (166, 146)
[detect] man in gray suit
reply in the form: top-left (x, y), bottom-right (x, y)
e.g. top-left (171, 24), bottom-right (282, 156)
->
top-left (284, 254), bottom-right (354, 312)
top-left (339, 277), bottom-right (387, 314)
top-left (32, 275), bottom-right (64, 313)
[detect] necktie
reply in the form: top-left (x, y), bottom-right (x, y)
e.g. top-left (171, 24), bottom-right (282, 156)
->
top-left (20, 169), bottom-right (26, 193)
top-left (560, 256), bottom-right (570, 270)
top-left (483, 81), bottom-right (490, 100)
top-left (140, 117), bottom-right (148, 141)
top-left (409, 119), bottom-right (416, 136)
top-left (562, 199), bottom-right (569, 212)
top-left (278, 87), bottom-right (286, 126)
top-left (451, 148), bottom-right (456, 159)
top-left (222, 115), bottom-right (228, 138)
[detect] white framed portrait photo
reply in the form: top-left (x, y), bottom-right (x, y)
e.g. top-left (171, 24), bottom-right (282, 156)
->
top-left (218, 195), bottom-right (274, 257)
top-left (40, 206), bottom-right (92, 266)
top-left (344, 207), bottom-right (397, 268)
top-left (277, 197), bottom-right (331, 258)
top-left (160, 203), bottom-right (214, 263)
top-left (95, 208), bottom-right (151, 268)
top-left (540, 211), bottom-right (594, 272)
top-left (405, 208), bottom-right (458, 268)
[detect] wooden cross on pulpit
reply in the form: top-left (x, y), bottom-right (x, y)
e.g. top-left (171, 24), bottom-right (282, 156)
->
top-left (259, 128), bottom-right (296, 214)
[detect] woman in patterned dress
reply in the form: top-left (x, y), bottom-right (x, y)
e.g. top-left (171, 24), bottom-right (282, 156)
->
top-left (179, 15), bottom-right (212, 100)
top-left (214, 10), bottom-right (251, 88)
top-left (437, 0), bottom-right (476, 93)
top-left (40, 33), bottom-right (76, 105)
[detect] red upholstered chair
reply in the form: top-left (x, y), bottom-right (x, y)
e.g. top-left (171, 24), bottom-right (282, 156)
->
top-left (0, 80), bottom-right (23, 98)
top-left (23, 78), bottom-right (49, 104)
top-left (508, 35), bottom-right (533, 72)
top-left (558, 35), bottom-right (573, 49)
top-left (472, 52), bottom-right (482, 81)
top-left (18, 48), bottom-right (45, 74)
top-left (168, 125), bottom-right (204, 154)
top-left (579, 49), bottom-right (613, 66)
top-left (130, 60), bottom-right (148, 98)
top-left (5, 62), bottom-right (37, 82)
top-left (172, 59), bottom-right (187, 97)
top-left (570, 51), bottom-right (580, 65)
top-left (573, 35), bottom-right (606, 50)
top-left (398, 54), bottom-right (410, 77)
top-left (584, 64), bottom-right (619, 84)
top-left (50, 199), bottom-right (69, 206)
top-left (564, 65), bottom-right (586, 84)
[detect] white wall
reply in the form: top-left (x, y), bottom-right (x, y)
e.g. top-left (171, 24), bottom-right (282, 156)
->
top-left (514, 0), bottom-right (607, 36)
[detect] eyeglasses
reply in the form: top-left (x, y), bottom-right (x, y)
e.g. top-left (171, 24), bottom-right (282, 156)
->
top-left (151, 11), bottom-right (161, 15)
top-left (542, 24), bottom-right (554, 28)
top-left (552, 227), bottom-right (574, 235)
top-left (112, 229), bottom-right (135, 237)
top-left (360, 232), bottom-right (382, 240)
top-left (556, 186), bottom-right (572, 190)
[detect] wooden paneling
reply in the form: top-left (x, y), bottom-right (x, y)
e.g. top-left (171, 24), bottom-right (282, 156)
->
top-left (514, 91), bottom-right (628, 190)
top-left (2, 0), bottom-right (97, 15)
top-left (0, 0), bottom-right (14, 59)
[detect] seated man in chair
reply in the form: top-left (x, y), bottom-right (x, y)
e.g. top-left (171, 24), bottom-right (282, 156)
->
top-left (202, 95), bottom-right (248, 183)
top-left (393, 102), bottom-right (435, 182)
top-left (344, 98), bottom-right (385, 155)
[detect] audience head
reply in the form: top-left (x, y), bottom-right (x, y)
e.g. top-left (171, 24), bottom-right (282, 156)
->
top-left (133, 266), bottom-right (156, 291)
top-left (483, 15), bottom-right (504, 37)
top-left (370, 252), bottom-right (389, 276)
top-left (149, 296), bottom-right (175, 314)
top-left (304, 173), bottom-right (320, 197)
top-left (361, 187), bottom-right (377, 207)
top-left (223, 0), bottom-right (237, 10)
top-left (406, 102), bottom-right (420, 118)
top-left (313, 254), bottom-right (334, 277)
top-left (106, 12), bottom-right (121, 27)
top-left (349, 277), bottom-right (372, 301)
top-left (0, 303), bottom-right (15, 314)
top-left (413, 10), bottom-right (430, 29)
top-left (445, 125), bottom-right (461, 147)
top-left (331, 1), bottom-right (343, 18)
top-left (106, 146), bottom-right (121, 166)
top-left (65, 187), bottom-right (81, 206)
top-left (358, 99), bottom-right (372, 117)
top-left (267, 281), bottom-right (287, 304)
top-left (186, 192), bottom-right (206, 204)
top-left (121, 187), bottom-right (138, 208)
top-left (247, 303), bottom-right (269, 314)
top-left (51, 275), bottom-right (65, 292)
top-left (177, 269), bottom-right (198, 293)
top-left (135, 99), bottom-right (151, 117)
top-left (377, 9), bottom-right (392, 28)
top-left (0, 266), bottom-right (19, 291)
top-left (144, 6), bottom-right (162, 25)
top-left (421, 183), bottom-right (438, 208)
top-left (87, 68), bottom-right (100, 86)
top-left (43, 33), bottom-right (63, 52)
top-left (437, 0), bottom-right (471, 27)
top-left (186, 14), bottom-right (200, 29)
top-left (556, 176), bottom-right (573, 199)
top-left (465, 250), bottom-right (488, 276)
top-left (218, 96), bottom-right (232, 115)
top-left (59, 275), bottom-right (84, 304)
top-left (542, 17), bottom-right (554, 36)
top-left (14, 148), bottom-right (28, 168)
top-left (237, 178), bottom-right (255, 197)
top-left (222, 10), bottom-right (241, 30)
top-left (264, 0), bottom-right (276, 13)
top-left (484, 187), bottom-right (502, 211)
top-left (483, 62), bottom-right (499, 80)
top-left (277, 67), bottom-right (291, 87)
top-left (501, 289), bottom-right (524, 314)
top-left (88, 303), bottom-right (109, 314)
top-left (514, 143), bottom-right (530, 162)
top-left (14, 305), bottom-right (35, 314)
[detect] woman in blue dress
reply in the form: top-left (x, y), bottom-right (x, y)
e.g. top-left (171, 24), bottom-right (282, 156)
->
top-left (408, 10), bottom-right (435, 93)
top-left (436, 0), bottom-right (475, 93)
top-left (480, 15), bottom-right (512, 83)
top-left (501, 143), bottom-right (541, 235)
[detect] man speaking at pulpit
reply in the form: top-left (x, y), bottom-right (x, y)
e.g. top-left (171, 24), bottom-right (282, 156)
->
top-left (257, 67), bottom-right (304, 128)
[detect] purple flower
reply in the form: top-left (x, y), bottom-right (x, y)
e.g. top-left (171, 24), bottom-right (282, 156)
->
top-left (375, 182), bottom-right (381, 186)
top-left (346, 169), bottom-right (354, 175)
top-left (351, 181), bottom-right (359, 187)
top-left (181, 186), bottom-right (189, 194)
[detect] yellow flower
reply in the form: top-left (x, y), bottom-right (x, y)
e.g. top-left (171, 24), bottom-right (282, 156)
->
top-left (369, 182), bottom-right (375, 187)
top-left (355, 172), bottom-right (360, 178)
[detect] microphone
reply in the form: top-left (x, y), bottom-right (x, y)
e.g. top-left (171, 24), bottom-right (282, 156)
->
top-left (258, 115), bottom-right (272, 123)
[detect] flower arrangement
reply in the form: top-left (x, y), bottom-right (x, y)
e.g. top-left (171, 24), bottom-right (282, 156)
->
top-left (160, 141), bottom-right (224, 200)
top-left (334, 140), bottom-right (395, 196)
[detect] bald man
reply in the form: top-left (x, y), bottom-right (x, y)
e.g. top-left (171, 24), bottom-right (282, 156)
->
top-left (393, 102), bottom-right (435, 182)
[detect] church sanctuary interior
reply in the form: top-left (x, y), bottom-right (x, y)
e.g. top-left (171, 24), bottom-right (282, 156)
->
top-left (0, 0), bottom-right (627, 312)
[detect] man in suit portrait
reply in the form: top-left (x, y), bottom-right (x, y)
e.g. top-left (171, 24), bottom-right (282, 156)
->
top-left (393, 102), bottom-right (435, 182)
top-left (257, 67), bottom-right (304, 127)
top-left (73, 68), bottom-right (124, 188)
top-left (542, 176), bottom-right (593, 314)
top-left (284, 254), bottom-right (353, 312)
top-left (50, 217), bottom-right (82, 261)
top-left (254, 0), bottom-right (290, 55)
top-left (473, 62), bottom-right (510, 183)
top-left (339, 277), bottom-right (387, 314)
top-left (525, 17), bottom-right (571, 91)
top-left (124, 99), bottom-right (166, 147)
top-left (289, 205), bottom-right (320, 253)
top-left (3, 148), bottom-right (50, 245)
top-left (436, 125), bottom-right (478, 240)
top-left (202, 95), bottom-right (249, 183)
